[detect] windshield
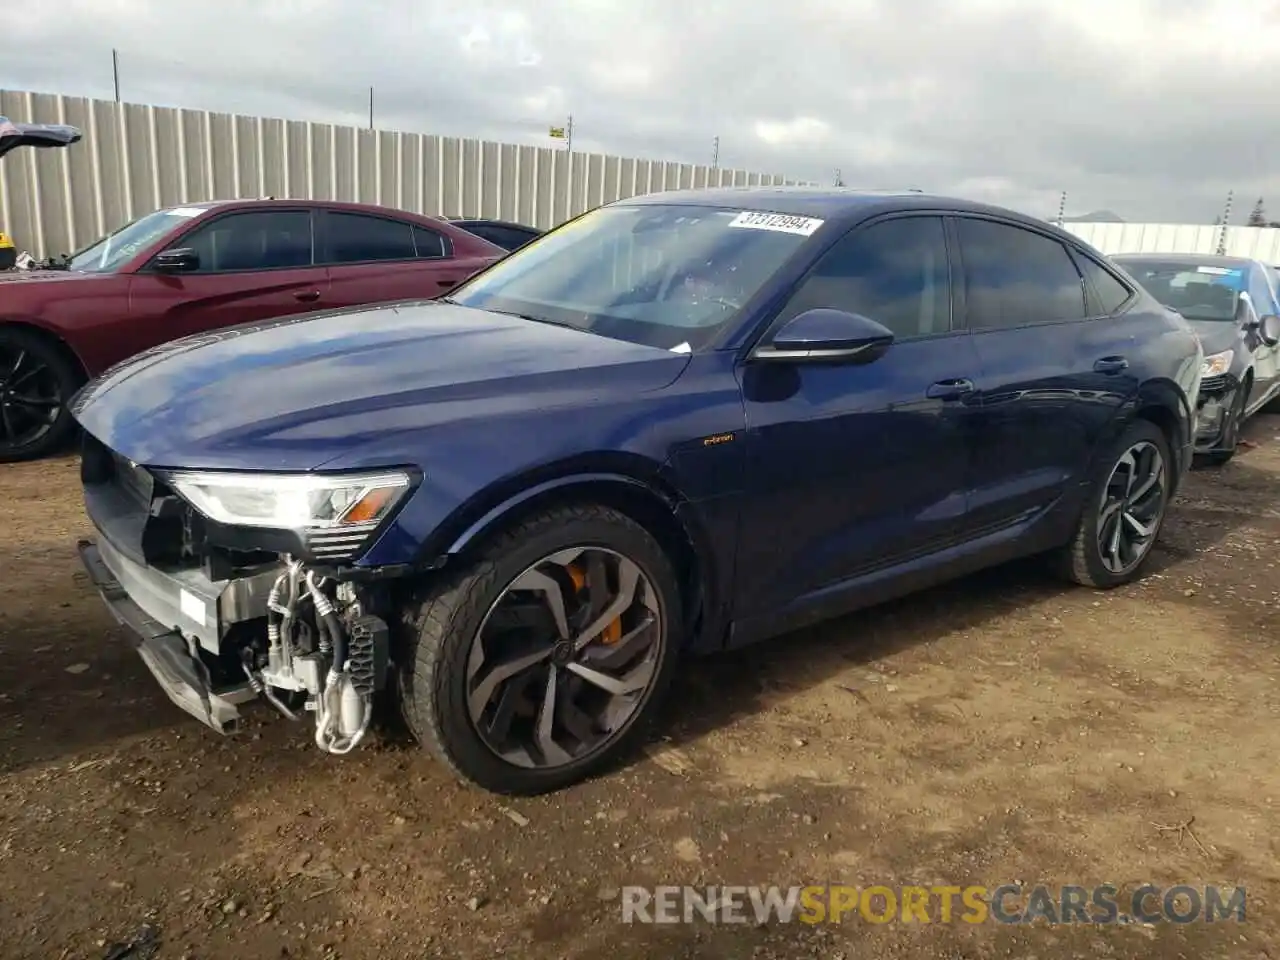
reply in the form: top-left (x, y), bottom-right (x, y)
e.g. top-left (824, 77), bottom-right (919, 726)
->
top-left (445, 203), bottom-right (821, 350)
top-left (66, 207), bottom-right (202, 273)
top-left (1118, 258), bottom-right (1245, 322)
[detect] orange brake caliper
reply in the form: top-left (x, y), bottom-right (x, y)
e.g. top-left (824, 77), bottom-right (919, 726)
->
top-left (567, 563), bottom-right (623, 644)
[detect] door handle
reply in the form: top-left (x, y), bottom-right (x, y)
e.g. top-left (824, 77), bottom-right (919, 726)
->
top-left (926, 378), bottom-right (975, 400)
top-left (294, 290), bottom-right (321, 302)
top-left (437, 278), bottom-right (459, 288)
top-left (1093, 356), bottom-right (1129, 374)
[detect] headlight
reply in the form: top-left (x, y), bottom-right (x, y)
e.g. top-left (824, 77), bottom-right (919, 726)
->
top-left (1201, 349), bottom-right (1234, 377)
top-left (161, 470), bottom-right (412, 531)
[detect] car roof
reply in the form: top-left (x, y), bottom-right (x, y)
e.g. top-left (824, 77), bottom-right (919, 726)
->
top-left (149, 198), bottom-right (473, 227)
top-left (448, 218), bottom-right (541, 231)
top-left (1112, 252), bottom-right (1258, 270)
top-left (615, 186), bottom-right (1068, 232)
top-left (134, 198), bottom-right (508, 255)
top-left (161, 198), bottom-right (427, 214)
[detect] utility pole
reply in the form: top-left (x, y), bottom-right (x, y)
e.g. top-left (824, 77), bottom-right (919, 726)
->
top-left (712, 136), bottom-right (720, 168)
top-left (1056, 190), bottom-right (1067, 227)
top-left (565, 114), bottom-right (574, 154)
top-left (112, 49), bottom-right (120, 102)
top-left (833, 168), bottom-right (845, 187)
top-left (1217, 190), bottom-right (1233, 256)
top-left (368, 87), bottom-right (374, 130)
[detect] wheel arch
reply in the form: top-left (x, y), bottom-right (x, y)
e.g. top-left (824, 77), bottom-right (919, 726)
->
top-left (1081, 379), bottom-right (1188, 497)
top-left (1129, 378), bottom-right (1190, 490)
top-left (435, 466), bottom-right (714, 643)
top-left (0, 318), bottom-right (90, 384)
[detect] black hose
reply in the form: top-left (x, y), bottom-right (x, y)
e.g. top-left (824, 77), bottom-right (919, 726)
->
top-left (325, 612), bottom-right (348, 673)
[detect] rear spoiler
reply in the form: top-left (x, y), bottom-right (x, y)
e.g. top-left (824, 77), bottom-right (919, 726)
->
top-left (0, 117), bottom-right (82, 159)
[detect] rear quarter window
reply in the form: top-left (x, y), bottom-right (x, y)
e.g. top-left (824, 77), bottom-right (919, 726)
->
top-left (1076, 256), bottom-right (1132, 315)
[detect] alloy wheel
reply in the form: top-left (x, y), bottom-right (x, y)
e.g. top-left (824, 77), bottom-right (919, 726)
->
top-left (0, 346), bottom-right (63, 454)
top-left (465, 546), bottom-right (664, 769)
top-left (1096, 439), bottom-right (1166, 575)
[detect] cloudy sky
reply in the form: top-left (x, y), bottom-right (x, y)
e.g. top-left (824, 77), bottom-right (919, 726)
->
top-left (2, 0), bottom-right (1278, 222)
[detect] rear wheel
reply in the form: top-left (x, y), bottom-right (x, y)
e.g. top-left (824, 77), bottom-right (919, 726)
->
top-left (0, 327), bottom-right (80, 463)
top-left (396, 503), bottom-right (682, 795)
top-left (1054, 419), bottom-right (1172, 589)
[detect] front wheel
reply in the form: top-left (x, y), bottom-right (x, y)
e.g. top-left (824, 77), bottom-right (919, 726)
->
top-left (0, 327), bottom-right (80, 463)
top-left (396, 503), bottom-right (683, 795)
top-left (1053, 419), bottom-right (1172, 589)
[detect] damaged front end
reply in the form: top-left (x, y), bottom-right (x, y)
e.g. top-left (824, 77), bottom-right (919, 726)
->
top-left (76, 432), bottom-right (404, 754)
top-left (255, 561), bottom-right (389, 754)
top-left (1193, 370), bottom-right (1240, 452)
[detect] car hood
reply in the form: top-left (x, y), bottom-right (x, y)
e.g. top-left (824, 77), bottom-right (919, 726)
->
top-left (0, 268), bottom-right (95, 284)
top-left (71, 300), bottom-right (692, 471)
top-left (0, 118), bottom-right (82, 159)
top-left (1184, 318), bottom-right (1242, 356)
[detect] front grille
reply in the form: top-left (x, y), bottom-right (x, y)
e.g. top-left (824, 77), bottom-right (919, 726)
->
top-left (1199, 373), bottom-right (1230, 394)
top-left (307, 523), bottom-right (379, 563)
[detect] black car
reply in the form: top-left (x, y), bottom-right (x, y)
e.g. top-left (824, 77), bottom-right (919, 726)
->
top-left (1113, 253), bottom-right (1280, 464)
top-left (447, 218), bottom-right (542, 251)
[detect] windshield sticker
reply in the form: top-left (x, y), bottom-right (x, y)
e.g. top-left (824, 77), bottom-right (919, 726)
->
top-left (1196, 266), bottom-right (1233, 275)
top-left (727, 211), bottom-right (824, 236)
top-left (168, 206), bottom-right (205, 218)
top-left (669, 341), bottom-right (692, 354)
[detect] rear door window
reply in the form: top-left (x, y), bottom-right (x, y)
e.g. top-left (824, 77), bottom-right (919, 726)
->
top-left (324, 212), bottom-right (417, 264)
top-left (1076, 255), bottom-right (1133, 315)
top-left (955, 218), bottom-right (1086, 328)
top-left (412, 226), bottom-right (451, 259)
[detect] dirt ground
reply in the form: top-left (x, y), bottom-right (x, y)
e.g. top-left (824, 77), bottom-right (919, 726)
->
top-left (2, 422), bottom-right (1280, 960)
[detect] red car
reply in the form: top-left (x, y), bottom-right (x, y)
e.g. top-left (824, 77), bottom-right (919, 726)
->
top-left (0, 198), bottom-right (506, 461)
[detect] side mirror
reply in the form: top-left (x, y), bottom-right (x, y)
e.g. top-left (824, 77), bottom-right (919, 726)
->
top-left (1259, 314), bottom-right (1280, 347)
top-left (152, 247), bottom-right (199, 272)
top-left (753, 308), bottom-right (895, 363)
top-left (1236, 291), bottom-right (1255, 323)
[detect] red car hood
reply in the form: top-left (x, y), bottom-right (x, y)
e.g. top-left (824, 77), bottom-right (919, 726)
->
top-left (0, 269), bottom-right (94, 284)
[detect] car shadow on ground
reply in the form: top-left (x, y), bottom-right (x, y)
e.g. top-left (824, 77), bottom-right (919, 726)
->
top-left (651, 451), bottom-right (1274, 763)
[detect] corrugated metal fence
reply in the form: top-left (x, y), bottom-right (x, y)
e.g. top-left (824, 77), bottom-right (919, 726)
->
top-left (0, 88), bottom-right (809, 259)
top-left (1065, 221), bottom-right (1280, 263)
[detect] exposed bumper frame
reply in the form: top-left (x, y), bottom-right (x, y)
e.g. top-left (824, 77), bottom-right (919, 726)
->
top-left (77, 540), bottom-right (258, 734)
top-left (1193, 380), bottom-right (1241, 455)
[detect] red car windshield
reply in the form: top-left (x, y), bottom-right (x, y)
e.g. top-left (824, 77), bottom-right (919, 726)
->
top-left (67, 207), bottom-right (202, 273)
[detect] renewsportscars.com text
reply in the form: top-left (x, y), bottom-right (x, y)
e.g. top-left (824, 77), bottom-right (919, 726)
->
top-left (620, 884), bottom-right (1246, 925)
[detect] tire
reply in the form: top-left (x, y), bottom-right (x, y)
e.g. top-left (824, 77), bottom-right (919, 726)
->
top-left (0, 326), bottom-right (81, 463)
top-left (1198, 384), bottom-right (1247, 467)
top-left (1053, 419), bottom-right (1173, 589)
top-left (396, 503), bottom-right (683, 795)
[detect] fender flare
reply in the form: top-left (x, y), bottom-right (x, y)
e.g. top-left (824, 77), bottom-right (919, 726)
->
top-left (437, 470), bottom-right (724, 646)
top-left (443, 471), bottom-right (676, 555)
